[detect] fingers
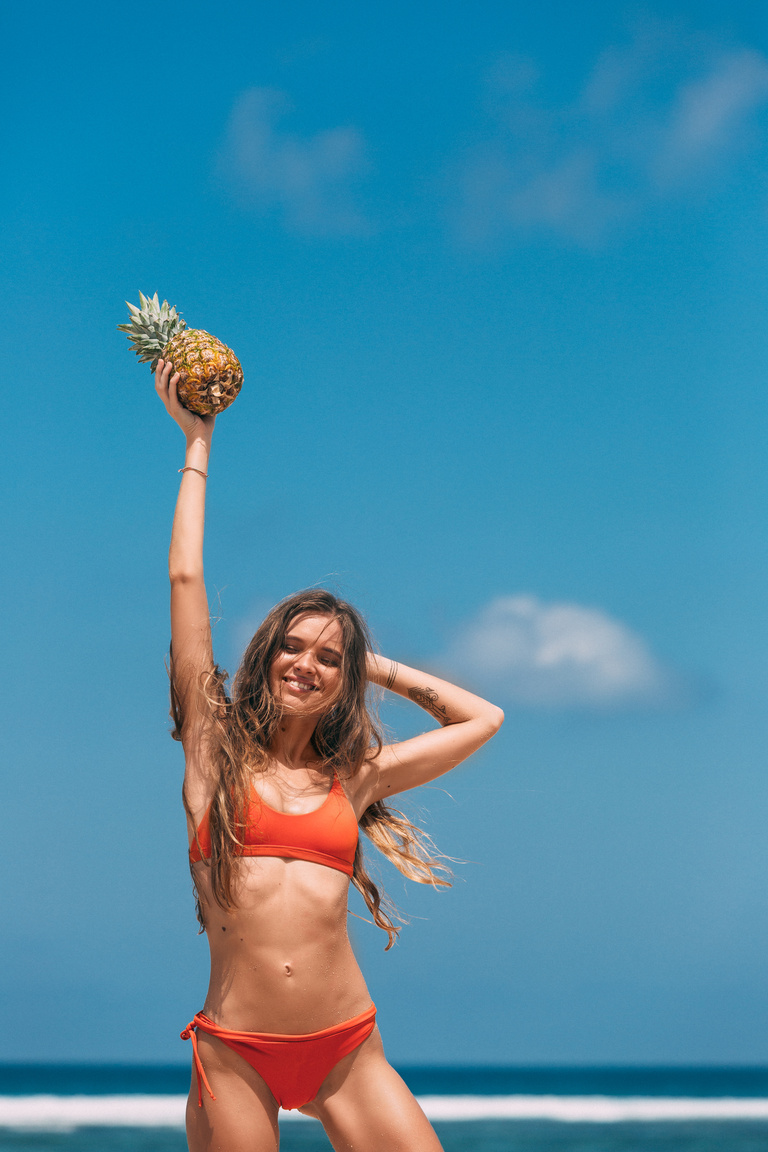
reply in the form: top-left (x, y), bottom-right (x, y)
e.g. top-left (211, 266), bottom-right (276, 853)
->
top-left (155, 358), bottom-right (174, 394)
top-left (168, 371), bottom-right (181, 406)
top-left (154, 360), bottom-right (208, 438)
top-left (155, 359), bottom-right (182, 411)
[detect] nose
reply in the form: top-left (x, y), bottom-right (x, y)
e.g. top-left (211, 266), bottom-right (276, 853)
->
top-left (292, 650), bottom-right (317, 676)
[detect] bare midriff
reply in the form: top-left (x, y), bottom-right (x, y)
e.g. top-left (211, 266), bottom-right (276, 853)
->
top-left (192, 855), bottom-right (372, 1035)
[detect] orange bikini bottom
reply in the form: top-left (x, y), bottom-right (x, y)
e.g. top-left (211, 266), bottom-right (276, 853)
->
top-left (181, 1004), bottom-right (377, 1111)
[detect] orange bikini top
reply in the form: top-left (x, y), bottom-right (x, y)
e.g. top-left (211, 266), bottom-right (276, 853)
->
top-left (189, 774), bottom-right (358, 877)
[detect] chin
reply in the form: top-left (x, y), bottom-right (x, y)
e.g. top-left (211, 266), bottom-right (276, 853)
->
top-left (278, 690), bottom-right (325, 713)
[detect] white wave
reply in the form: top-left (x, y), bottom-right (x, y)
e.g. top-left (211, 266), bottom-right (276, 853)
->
top-left (416, 1096), bottom-right (768, 1121)
top-left (0, 1096), bottom-right (187, 1130)
top-left (4, 1094), bottom-right (768, 1129)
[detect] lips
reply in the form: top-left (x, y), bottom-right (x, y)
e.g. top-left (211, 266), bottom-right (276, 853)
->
top-left (283, 677), bottom-right (317, 694)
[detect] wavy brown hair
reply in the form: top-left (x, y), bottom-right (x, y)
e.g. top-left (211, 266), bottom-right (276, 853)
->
top-left (170, 589), bottom-right (450, 948)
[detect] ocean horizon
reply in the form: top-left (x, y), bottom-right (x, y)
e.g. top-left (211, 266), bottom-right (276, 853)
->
top-left (4, 1063), bottom-right (768, 1098)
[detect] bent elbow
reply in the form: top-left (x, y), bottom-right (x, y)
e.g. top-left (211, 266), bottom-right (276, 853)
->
top-left (487, 705), bottom-right (505, 734)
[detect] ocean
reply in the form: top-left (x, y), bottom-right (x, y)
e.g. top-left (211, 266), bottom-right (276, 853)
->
top-left (3, 1065), bottom-right (768, 1151)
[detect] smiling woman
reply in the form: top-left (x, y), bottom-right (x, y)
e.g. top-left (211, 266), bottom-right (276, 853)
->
top-left (273, 616), bottom-right (343, 700)
top-left (155, 358), bottom-right (504, 1152)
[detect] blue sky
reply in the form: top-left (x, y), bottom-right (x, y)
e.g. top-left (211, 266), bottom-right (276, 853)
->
top-left (3, 0), bottom-right (768, 1065)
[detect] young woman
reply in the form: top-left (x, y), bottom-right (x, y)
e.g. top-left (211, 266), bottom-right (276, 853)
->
top-left (156, 359), bottom-right (504, 1151)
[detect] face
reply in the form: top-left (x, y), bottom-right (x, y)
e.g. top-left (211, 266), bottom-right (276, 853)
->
top-left (269, 613), bottom-right (345, 715)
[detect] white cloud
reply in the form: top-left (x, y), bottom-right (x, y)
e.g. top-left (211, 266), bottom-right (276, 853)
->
top-left (219, 88), bottom-right (371, 235)
top-left (454, 25), bottom-right (768, 244)
top-left (655, 49), bottom-right (768, 182)
top-left (436, 595), bottom-right (680, 710)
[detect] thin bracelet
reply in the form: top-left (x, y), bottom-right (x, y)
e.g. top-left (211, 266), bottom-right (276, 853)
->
top-left (384, 661), bottom-right (399, 690)
top-left (178, 466), bottom-right (208, 479)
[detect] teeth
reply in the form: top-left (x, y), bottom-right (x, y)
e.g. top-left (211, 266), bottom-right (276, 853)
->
top-left (286, 679), bottom-right (315, 691)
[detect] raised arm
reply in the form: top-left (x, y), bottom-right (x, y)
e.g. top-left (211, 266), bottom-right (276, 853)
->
top-left (155, 360), bottom-right (216, 791)
top-left (352, 655), bottom-right (504, 810)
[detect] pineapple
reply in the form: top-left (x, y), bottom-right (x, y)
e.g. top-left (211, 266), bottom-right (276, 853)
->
top-left (118, 292), bottom-right (243, 415)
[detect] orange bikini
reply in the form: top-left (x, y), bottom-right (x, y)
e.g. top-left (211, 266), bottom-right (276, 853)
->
top-left (188, 774), bottom-right (358, 875)
top-left (182, 1005), bottom-right (377, 1110)
top-left (182, 775), bottom-right (376, 1111)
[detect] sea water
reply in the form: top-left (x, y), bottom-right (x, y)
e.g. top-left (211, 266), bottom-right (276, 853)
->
top-left (3, 1066), bottom-right (768, 1152)
top-left (5, 1125), bottom-right (768, 1152)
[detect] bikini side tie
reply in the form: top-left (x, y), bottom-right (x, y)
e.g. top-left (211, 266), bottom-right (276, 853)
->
top-left (181, 1018), bottom-right (216, 1107)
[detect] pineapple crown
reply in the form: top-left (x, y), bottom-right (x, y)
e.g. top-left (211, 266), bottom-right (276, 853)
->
top-left (117, 291), bottom-right (187, 371)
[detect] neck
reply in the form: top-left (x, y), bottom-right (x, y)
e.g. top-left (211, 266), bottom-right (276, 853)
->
top-left (268, 713), bottom-right (323, 772)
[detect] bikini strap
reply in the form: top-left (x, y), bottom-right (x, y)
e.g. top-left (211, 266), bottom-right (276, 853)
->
top-left (180, 1018), bottom-right (217, 1106)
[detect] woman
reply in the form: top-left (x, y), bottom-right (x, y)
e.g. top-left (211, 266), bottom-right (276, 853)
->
top-left (156, 359), bottom-right (504, 1151)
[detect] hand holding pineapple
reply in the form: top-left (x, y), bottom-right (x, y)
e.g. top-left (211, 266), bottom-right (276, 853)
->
top-left (157, 355), bottom-right (215, 508)
top-left (155, 359), bottom-right (216, 442)
top-left (118, 292), bottom-right (243, 415)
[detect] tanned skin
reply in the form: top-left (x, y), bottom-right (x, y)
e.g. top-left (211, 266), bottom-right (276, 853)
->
top-left (155, 360), bottom-right (504, 1152)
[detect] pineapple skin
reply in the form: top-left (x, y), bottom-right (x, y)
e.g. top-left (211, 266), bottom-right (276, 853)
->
top-left (163, 329), bottom-right (243, 415)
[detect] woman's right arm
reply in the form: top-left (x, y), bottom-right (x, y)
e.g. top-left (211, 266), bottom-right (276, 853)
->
top-left (155, 360), bottom-right (217, 809)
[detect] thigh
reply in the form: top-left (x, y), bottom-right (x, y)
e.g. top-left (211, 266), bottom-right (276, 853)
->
top-left (186, 1031), bottom-right (280, 1152)
top-left (306, 1027), bottom-right (444, 1152)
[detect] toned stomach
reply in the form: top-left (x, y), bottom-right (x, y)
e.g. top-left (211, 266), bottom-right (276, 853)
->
top-left (192, 855), bottom-right (372, 1034)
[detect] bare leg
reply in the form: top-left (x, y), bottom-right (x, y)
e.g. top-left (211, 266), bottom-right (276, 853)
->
top-left (301, 1028), bottom-right (444, 1152)
top-left (185, 1031), bottom-right (280, 1152)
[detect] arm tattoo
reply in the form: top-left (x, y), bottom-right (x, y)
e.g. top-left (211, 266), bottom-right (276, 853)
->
top-left (408, 685), bottom-right (451, 725)
top-left (384, 661), bottom-right (399, 691)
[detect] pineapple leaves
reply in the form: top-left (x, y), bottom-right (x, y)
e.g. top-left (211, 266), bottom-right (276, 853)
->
top-left (117, 292), bottom-right (186, 366)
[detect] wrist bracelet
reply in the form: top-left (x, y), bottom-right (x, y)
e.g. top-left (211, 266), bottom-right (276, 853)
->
top-left (178, 467), bottom-right (208, 479)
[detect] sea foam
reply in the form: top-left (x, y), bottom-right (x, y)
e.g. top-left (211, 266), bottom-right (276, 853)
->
top-left (4, 1095), bottom-right (768, 1128)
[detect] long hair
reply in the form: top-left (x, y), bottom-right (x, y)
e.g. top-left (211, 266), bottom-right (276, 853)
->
top-left (170, 589), bottom-right (450, 948)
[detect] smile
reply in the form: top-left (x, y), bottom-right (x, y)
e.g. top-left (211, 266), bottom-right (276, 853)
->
top-left (284, 678), bottom-right (317, 693)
